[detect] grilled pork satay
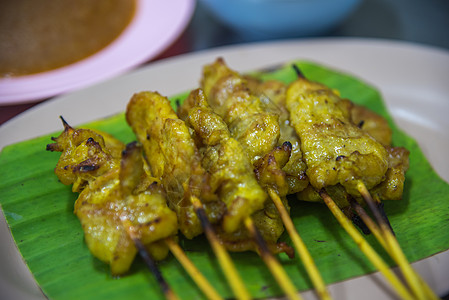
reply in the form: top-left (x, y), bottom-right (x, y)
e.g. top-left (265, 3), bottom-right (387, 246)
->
top-left (244, 73), bottom-right (403, 204)
top-left (244, 77), bottom-right (309, 194)
top-left (227, 74), bottom-right (332, 299)
top-left (126, 91), bottom-right (225, 239)
top-left (350, 103), bottom-right (392, 147)
top-left (127, 93), bottom-right (252, 298)
top-left (286, 77), bottom-right (389, 196)
top-left (185, 89), bottom-right (268, 231)
top-left (246, 72), bottom-right (399, 197)
top-left (246, 76), bottom-right (395, 175)
top-left (47, 121), bottom-right (178, 275)
top-left (74, 143), bottom-right (178, 275)
top-left (283, 76), bottom-right (408, 230)
top-left (46, 117), bottom-right (125, 193)
top-left (285, 76), bottom-right (426, 299)
top-left (289, 90), bottom-right (407, 210)
top-left (199, 58), bottom-right (280, 165)
top-left (297, 146), bottom-right (409, 202)
top-left (185, 89), bottom-right (294, 255)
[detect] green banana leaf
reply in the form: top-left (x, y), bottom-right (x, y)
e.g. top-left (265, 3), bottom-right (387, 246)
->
top-left (1, 61), bottom-right (448, 300)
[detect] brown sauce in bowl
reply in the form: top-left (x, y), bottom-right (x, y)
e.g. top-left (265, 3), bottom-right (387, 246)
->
top-left (0, 0), bottom-right (136, 77)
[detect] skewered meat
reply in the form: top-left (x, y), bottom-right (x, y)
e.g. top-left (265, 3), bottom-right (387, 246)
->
top-left (47, 121), bottom-right (178, 275)
top-left (46, 58), bottom-right (411, 293)
top-left (200, 58), bottom-right (280, 165)
top-left (286, 77), bottom-right (389, 195)
top-left (126, 91), bottom-right (225, 239)
top-left (245, 77), bottom-right (309, 194)
top-left (185, 89), bottom-right (293, 256)
top-left (185, 89), bottom-right (268, 233)
top-left (74, 143), bottom-right (178, 275)
top-left (46, 117), bottom-right (124, 192)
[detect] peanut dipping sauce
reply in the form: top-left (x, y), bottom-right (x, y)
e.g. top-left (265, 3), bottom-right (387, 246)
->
top-left (0, 0), bottom-right (136, 77)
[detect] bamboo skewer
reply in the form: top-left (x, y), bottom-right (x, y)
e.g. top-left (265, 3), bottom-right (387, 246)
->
top-left (318, 190), bottom-right (415, 300)
top-left (244, 216), bottom-right (302, 300)
top-left (349, 199), bottom-right (439, 300)
top-left (164, 237), bottom-right (224, 300)
top-left (356, 182), bottom-right (439, 300)
top-left (268, 188), bottom-right (332, 300)
top-left (190, 196), bottom-right (252, 300)
top-left (122, 220), bottom-right (179, 300)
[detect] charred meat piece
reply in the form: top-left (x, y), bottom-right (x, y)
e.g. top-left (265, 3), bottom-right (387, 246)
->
top-left (46, 117), bottom-right (124, 192)
top-left (48, 121), bottom-right (178, 275)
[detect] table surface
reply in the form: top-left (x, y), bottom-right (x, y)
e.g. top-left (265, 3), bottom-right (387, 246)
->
top-left (1, 0), bottom-right (448, 126)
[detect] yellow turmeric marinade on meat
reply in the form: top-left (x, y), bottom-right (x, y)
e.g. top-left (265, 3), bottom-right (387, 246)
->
top-left (47, 121), bottom-right (178, 275)
top-left (244, 76), bottom-right (309, 194)
top-left (46, 117), bottom-right (124, 193)
top-left (199, 58), bottom-right (281, 165)
top-left (197, 58), bottom-right (309, 197)
top-left (245, 74), bottom-right (408, 204)
top-left (185, 89), bottom-right (292, 256)
top-left (195, 60), bottom-right (299, 247)
top-left (185, 89), bottom-right (267, 233)
top-left (286, 77), bottom-right (389, 196)
top-left (126, 91), bottom-right (225, 239)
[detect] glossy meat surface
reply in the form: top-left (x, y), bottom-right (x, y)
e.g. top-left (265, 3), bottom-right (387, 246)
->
top-left (186, 89), bottom-right (268, 233)
top-left (245, 77), bottom-right (309, 194)
top-left (286, 78), bottom-right (389, 195)
top-left (126, 91), bottom-right (224, 239)
top-left (48, 123), bottom-right (178, 275)
top-left (46, 118), bottom-right (124, 192)
top-left (201, 58), bottom-right (280, 164)
top-left (371, 146), bottom-right (410, 201)
top-left (185, 89), bottom-right (293, 256)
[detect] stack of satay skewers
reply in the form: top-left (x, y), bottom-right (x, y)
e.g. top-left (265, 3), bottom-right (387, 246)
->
top-left (47, 58), bottom-right (439, 300)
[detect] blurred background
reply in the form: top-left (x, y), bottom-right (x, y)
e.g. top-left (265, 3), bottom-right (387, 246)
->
top-left (1, 0), bottom-right (448, 124)
top-left (167, 0), bottom-right (449, 56)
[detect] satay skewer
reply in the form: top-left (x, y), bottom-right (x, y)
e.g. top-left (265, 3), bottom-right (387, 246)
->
top-left (248, 60), bottom-right (427, 298)
top-left (198, 60), bottom-right (330, 299)
top-left (127, 91), bottom-right (255, 299)
top-left (253, 143), bottom-right (331, 300)
top-left (120, 142), bottom-right (224, 300)
top-left (319, 190), bottom-right (415, 300)
top-left (183, 89), bottom-right (302, 300)
top-left (164, 237), bottom-right (224, 300)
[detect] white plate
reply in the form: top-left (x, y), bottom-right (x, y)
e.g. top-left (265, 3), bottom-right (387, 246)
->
top-left (1, 38), bottom-right (448, 300)
top-left (0, 0), bottom-right (195, 105)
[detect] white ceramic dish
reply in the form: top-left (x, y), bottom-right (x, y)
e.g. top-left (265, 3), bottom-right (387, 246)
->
top-left (0, 38), bottom-right (448, 300)
top-left (0, 0), bottom-right (195, 105)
